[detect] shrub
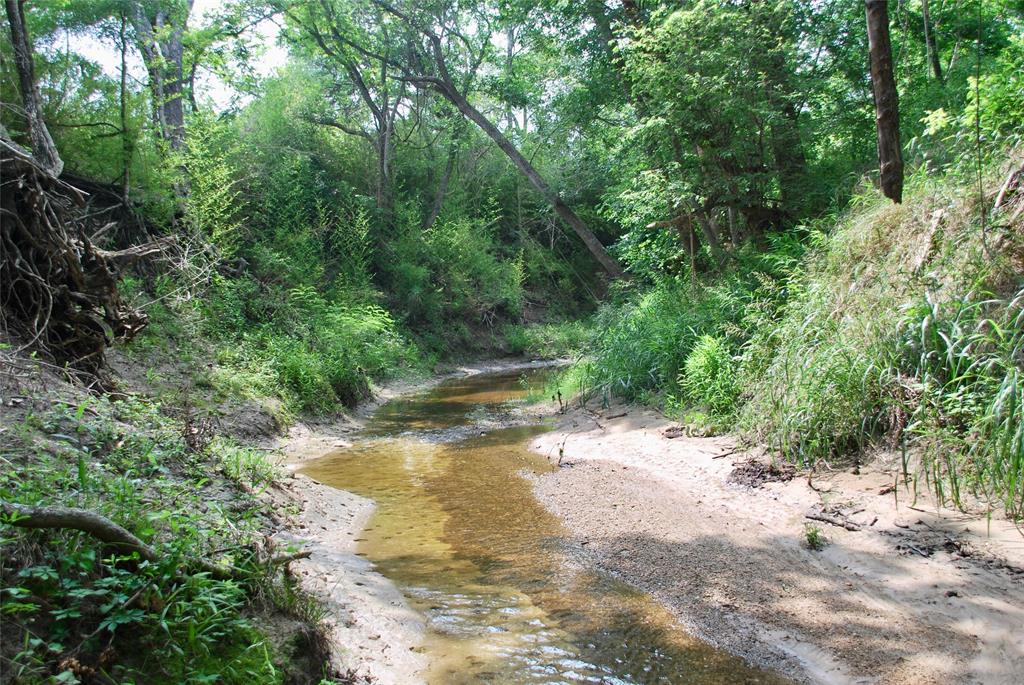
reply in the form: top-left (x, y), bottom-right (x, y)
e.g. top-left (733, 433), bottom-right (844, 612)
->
top-left (680, 335), bottom-right (737, 416)
top-left (504, 320), bottom-right (593, 358)
top-left (380, 208), bottom-right (525, 351)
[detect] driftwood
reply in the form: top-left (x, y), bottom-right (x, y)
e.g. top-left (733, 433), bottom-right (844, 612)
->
top-left (1, 501), bottom-right (307, 579)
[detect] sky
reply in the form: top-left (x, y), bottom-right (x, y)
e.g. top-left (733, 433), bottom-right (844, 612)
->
top-left (67, 0), bottom-right (289, 110)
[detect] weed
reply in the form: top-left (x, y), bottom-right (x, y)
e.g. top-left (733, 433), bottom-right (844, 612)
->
top-left (804, 524), bottom-right (827, 551)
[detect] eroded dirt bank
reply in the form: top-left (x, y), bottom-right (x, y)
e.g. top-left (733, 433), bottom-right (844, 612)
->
top-left (265, 472), bottom-right (429, 683)
top-left (528, 404), bottom-right (1024, 685)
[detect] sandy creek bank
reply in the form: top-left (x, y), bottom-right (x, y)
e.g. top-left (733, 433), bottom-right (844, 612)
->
top-left (272, 363), bottom-right (1023, 684)
top-left (529, 404), bottom-right (1024, 685)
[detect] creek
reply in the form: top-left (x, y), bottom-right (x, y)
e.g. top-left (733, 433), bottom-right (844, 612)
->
top-left (301, 368), bottom-right (784, 684)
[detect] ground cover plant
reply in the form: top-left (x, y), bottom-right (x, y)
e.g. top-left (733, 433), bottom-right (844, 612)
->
top-left (0, 370), bottom-right (332, 683)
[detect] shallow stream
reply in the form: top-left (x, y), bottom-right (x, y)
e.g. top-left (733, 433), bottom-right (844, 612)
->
top-left (302, 368), bottom-right (784, 684)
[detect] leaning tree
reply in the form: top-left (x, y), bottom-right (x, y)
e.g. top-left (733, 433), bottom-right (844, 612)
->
top-left (283, 0), bottom-right (626, 279)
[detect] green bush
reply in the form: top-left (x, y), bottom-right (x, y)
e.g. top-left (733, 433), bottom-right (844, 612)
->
top-left (576, 238), bottom-right (801, 404)
top-left (679, 335), bottom-right (737, 417)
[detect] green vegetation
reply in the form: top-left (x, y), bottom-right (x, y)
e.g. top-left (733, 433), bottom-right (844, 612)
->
top-left (0, 394), bottom-right (323, 683)
top-left (557, 164), bottom-right (1024, 515)
top-left (804, 524), bottom-right (827, 551)
top-left (1, 0), bottom-right (1023, 678)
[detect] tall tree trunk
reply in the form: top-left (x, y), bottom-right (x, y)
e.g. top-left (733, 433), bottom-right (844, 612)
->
top-left (129, 1), bottom-right (190, 152)
top-left (769, 104), bottom-right (806, 213)
top-left (4, 0), bottom-right (62, 176)
top-left (438, 83), bottom-right (625, 279)
top-left (587, 0), bottom-right (631, 101)
top-left (865, 0), bottom-right (904, 203)
top-left (119, 14), bottom-right (132, 203)
top-left (695, 209), bottom-right (726, 267)
top-left (921, 0), bottom-right (944, 82)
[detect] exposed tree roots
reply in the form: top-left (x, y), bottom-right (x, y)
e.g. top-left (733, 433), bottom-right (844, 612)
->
top-left (1, 139), bottom-right (160, 376)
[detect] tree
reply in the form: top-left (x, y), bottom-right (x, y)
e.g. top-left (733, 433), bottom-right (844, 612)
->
top-left (920, 0), bottom-right (943, 82)
top-left (286, 0), bottom-right (626, 279)
top-left (286, 0), bottom-right (410, 210)
top-left (865, 0), bottom-right (903, 203)
top-left (127, 0), bottom-right (193, 152)
top-left (4, 0), bottom-right (62, 175)
top-left (619, 2), bottom-right (802, 251)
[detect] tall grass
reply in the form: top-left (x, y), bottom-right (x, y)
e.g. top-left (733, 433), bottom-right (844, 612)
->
top-left (733, 158), bottom-right (1024, 514)
top-left (903, 288), bottom-right (1024, 516)
top-left (568, 237), bottom-right (801, 407)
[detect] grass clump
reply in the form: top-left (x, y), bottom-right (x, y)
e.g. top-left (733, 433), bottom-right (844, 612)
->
top-left (901, 287), bottom-right (1024, 516)
top-left (804, 524), bottom-right (827, 551)
top-left (679, 334), bottom-right (738, 417)
top-left (557, 236), bottom-right (800, 411)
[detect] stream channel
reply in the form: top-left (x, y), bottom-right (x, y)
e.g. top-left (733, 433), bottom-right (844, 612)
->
top-left (301, 367), bottom-right (786, 684)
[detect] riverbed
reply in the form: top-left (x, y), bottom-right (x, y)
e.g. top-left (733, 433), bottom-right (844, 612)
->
top-left (298, 368), bottom-right (786, 684)
top-left (284, 365), bottom-right (1024, 684)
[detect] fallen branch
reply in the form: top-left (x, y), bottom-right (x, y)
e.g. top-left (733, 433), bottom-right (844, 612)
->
top-left (805, 507), bottom-right (862, 532)
top-left (806, 468), bottom-right (832, 493)
top-left (2, 501), bottom-right (155, 559)
top-left (993, 159), bottom-right (1024, 212)
top-left (0, 501), bottom-right (250, 580)
top-left (271, 550), bottom-right (312, 565)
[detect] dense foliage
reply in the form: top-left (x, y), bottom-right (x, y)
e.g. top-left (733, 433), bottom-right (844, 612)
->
top-left (1, 0), bottom-right (1023, 679)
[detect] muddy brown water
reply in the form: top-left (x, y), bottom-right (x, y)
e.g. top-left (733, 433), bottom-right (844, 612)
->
top-left (302, 369), bottom-right (786, 684)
